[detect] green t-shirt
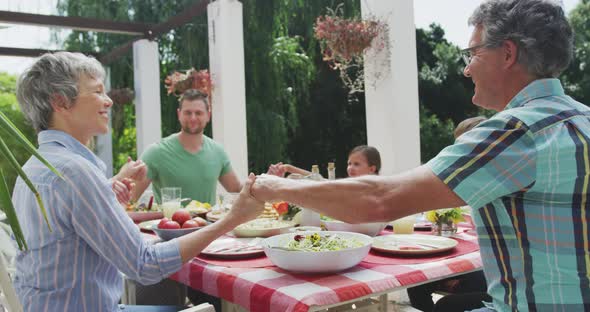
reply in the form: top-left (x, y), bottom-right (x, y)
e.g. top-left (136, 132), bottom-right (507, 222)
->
top-left (141, 134), bottom-right (232, 204)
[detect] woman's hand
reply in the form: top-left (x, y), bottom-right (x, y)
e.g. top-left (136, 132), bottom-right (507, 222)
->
top-left (112, 178), bottom-right (133, 204)
top-left (224, 173), bottom-right (265, 225)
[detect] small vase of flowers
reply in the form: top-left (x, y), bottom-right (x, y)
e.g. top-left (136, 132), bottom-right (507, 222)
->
top-left (425, 208), bottom-right (464, 237)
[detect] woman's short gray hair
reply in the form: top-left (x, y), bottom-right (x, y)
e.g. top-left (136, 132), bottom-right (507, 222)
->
top-left (469, 0), bottom-right (573, 78)
top-left (16, 52), bottom-right (105, 132)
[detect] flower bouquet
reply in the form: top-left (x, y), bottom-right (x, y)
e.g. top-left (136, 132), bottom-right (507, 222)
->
top-left (164, 68), bottom-right (212, 98)
top-left (425, 208), bottom-right (464, 237)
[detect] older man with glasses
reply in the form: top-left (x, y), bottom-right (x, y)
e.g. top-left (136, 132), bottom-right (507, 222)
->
top-left (251, 0), bottom-right (587, 311)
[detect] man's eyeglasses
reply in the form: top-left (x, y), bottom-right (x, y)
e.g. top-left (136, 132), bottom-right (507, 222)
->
top-left (459, 43), bottom-right (487, 66)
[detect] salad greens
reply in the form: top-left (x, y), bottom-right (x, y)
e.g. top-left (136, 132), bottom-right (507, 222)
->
top-left (284, 233), bottom-right (363, 252)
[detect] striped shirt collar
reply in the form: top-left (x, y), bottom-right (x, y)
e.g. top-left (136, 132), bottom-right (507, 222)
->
top-left (38, 130), bottom-right (107, 174)
top-left (505, 78), bottom-right (565, 110)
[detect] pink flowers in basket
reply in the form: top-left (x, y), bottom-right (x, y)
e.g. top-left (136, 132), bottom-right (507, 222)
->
top-left (164, 68), bottom-right (212, 98)
top-left (313, 5), bottom-right (387, 94)
top-left (314, 14), bottom-right (382, 63)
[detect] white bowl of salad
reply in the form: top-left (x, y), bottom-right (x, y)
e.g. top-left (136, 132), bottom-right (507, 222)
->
top-left (262, 231), bottom-right (372, 273)
top-left (322, 217), bottom-right (386, 237)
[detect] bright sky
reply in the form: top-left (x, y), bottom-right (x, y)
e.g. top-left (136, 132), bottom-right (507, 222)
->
top-left (0, 0), bottom-right (582, 75)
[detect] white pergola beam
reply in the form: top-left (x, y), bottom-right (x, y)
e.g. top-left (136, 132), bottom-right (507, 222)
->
top-left (133, 39), bottom-right (162, 157)
top-left (207, 0), bottom-right (249, 179)
top-left (362, 0), bottom-right (421, 175)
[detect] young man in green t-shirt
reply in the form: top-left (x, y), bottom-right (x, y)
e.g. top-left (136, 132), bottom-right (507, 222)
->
top-left (131, 89), bottom-right (246, 309)
top-left (132, 89), bottom-right (242, 205)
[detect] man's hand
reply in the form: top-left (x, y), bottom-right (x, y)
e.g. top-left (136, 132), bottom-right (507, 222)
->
top-left (112, 178), bottom-right (133, 204)
top-left (225, 173), bottom-right (265, 225)
top-left (115, 156), bottom-right (147, 182)
top-left (251, 173), bottom-right (296, 203)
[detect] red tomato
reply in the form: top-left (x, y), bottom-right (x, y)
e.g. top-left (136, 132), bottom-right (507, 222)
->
top-left (172, 210), bottom-right (191, 226)
top-left (157, 218), bottom-right (169, 228)
top-left (182, 220), bottom-right (200, 229)
top-left (272, 202), bottom-right (289, 215)
top-left (160, 220), bottom-right (181, 229)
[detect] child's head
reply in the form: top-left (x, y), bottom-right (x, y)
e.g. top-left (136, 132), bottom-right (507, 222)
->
top-left (347, 145), bottom-right (381, 177)
top-left (454, 116), bottom-right (487, 139)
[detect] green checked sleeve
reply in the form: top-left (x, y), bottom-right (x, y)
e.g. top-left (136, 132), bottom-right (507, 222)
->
top-left (427, 114), bottom-right (537, 210)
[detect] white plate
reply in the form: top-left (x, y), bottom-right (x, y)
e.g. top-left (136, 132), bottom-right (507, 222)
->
top-left (138, 219), bottom-right (160, 231)
top-left (323, 220), bottom-right (386, 237)
top-left (201, 237), bottom-right (264, 259)
top-left (372, 234), bottom-right (458, 255)
top-left (233, 219), bottom-right (295, 238)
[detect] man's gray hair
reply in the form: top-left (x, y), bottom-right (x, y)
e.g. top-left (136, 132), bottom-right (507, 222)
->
top-left (469, 0), bottom-right (573, 78)
top-left (16, 52), bottom-right (105, 132)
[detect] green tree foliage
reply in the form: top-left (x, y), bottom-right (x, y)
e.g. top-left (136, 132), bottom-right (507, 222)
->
top-left (60, 1), bottom-right (569, 174)
top-left (563, 0), bottom-right (590, 106)
top-left (0, 72), bottom-right (36, 191)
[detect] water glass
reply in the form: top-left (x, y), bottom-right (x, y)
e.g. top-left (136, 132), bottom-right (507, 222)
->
top-left (221, 192), bottom-right (239, 212)
top-left (161, 187), bottom-right (182, 219)
top-left (391, 214), bottom-right (416, 234)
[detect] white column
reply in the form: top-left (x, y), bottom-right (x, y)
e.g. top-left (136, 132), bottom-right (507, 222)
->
top-left (207, 0), bottom-right (249, 179)
top-left (362, 0), bottom-right (421, 175)
top-left (133, 39), bottom-right (162, 157)
top-left (96, 67), bottom-right (113, 176)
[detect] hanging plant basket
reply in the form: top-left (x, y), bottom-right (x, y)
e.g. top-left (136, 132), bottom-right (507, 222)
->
top-left (107, 88), bottom-right (134, 106)
top-left (164, 68), bottom-right (213, 100)
top-left (314, 4), bottom-right (387, 95)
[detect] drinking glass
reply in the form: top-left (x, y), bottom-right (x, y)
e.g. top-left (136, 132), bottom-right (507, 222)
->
top-left (391, 214), bottom-right (416, 234)
top-left (221, 192), bottom-right (239, 212)
top-left (161, 187), bottom-right (182, 219)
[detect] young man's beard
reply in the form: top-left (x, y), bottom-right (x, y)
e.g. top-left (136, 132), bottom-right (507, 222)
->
top-left (182, 126), bottom-right (204, 135)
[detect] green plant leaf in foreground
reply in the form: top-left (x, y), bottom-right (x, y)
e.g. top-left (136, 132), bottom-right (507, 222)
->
top-left (0, 136), bottom-right (52, 233)
top-left (0, 170), bottom-right (27, 250)
top-left (0, 110), bottom-right (63, 179)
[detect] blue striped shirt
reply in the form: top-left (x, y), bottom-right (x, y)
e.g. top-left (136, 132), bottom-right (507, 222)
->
top-left (428, 79), bottom-right (590, 311)
top-left (12, 130), bottom-right (182, 312)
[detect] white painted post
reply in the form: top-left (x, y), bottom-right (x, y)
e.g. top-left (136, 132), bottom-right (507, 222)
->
top-left (361, 0), bottom-right (421, 175)
top-left (133, 39), bottom-right (162, 157)
top-left (96, 67), bottom-right (113, 177)
top-left (207, 0), bottom-right (249, 180)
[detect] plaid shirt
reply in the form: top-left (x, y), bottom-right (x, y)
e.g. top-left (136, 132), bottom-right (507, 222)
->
top-left (428, 79), bottom-right (590, 311)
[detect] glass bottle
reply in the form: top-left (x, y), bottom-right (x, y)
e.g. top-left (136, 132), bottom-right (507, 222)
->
top-left (301, 165), bottom-right (322, 226)
top-left (327, 162), bottom-right (336, 180)
top-left (310, 165), bottom-right (323, 180)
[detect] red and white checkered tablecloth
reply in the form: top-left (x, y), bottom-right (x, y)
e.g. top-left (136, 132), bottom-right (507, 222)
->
top-left (169, 231), bottom-right (482, 312)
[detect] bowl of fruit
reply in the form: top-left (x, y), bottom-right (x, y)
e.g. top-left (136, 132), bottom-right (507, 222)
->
top-left (151, 210), bottom-right (209, 241)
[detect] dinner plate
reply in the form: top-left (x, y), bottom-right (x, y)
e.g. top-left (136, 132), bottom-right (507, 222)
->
top-left (233, 219), bottom-right (295, 238)
top-left (206, 210), bottom-right (227, 222)
top-left (201, 237), bottom-right (264, 259)
top-left (127, 211), bottom-right (163, 223)
top-left (138, 219), bottom-right (160, 231)
top-left (372, 234), bottom-right (458, 255)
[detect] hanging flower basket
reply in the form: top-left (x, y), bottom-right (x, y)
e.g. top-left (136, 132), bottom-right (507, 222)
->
top-left (164, 68), bottom-right (213, 99)
top-left (107, 88), bottom-right (134, 106)
top-left (314, 5), bottom-right (387, 94)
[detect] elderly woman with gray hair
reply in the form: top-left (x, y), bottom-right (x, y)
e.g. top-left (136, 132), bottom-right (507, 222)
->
top-left (11, 52), bottom-right (265, 311)
top-left (252, 1), bottom-right (587, 311)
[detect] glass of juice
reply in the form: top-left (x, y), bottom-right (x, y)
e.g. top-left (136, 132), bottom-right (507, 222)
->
top-left (391, 214), bottom-right (416, 234)
top-left (161, 187), bottom-right (181, 219)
